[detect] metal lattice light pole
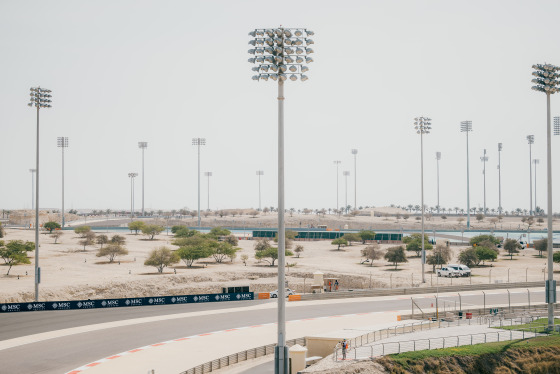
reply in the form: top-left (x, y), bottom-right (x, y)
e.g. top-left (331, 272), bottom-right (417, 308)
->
top-left (256, 170), bottom-right (264, 211)
top-left (192, 138), bottom-right (206, 227)
top-left (128, 173), bottom-right (138, 219)
top-left (436, 152), bottom-right (441, 213)
top-left (29, 169), bottom-right (36, 210)
top-left (533, 159), bottom-right (539, 213)
top-left (248, 26), bottom-right (314, 374)
top-left (333, 161), bottom-right (341, 213)
top-left (460, 121), bottom-right (473, 229)
top-left (57, 137), bottom-right (68, 227)
top-left (351, 149), bottom-right (358, 210)
top-left (480, 149), bottom-right (488, 214)
top-left (498, 143), bottom-right (503, 215)
top-left (531, 62), bottom-right (560, 331)
top-left (343, 171), bottom-right (350, 214)
top-left (415, 117), bottom-right (431, 284)
top-left (28, 86), bottom-right (52, 302)
top-left (138, 142), bottom-right (148, 217)
top-left (527, 135), bottom-right (534, 215)
top-left (205, 172), bottom-right (212, 211)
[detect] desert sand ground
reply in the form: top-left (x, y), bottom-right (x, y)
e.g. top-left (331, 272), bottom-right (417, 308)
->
top-left (0, 210), bottom-right (558, 303)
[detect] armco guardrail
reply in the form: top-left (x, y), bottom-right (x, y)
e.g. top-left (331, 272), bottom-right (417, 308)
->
top-left (0, 292), bottom-right (254, 313)
top-left (299, 281), bottom-right (544, 301)
top-left (180, 337), bottom-right (305, 374)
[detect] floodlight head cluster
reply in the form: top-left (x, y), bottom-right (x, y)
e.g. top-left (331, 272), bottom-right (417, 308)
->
top-left (436, 151), bottom-right (441, 160)
top-left (460, 120), bottom-right (473, 132)
top-left (204, 172), bottom-right (213, 177)
top-left (343, 171), bottom-right (350, 176)
top-left (138, 142), bottom-right (148, 149)
top-left (248, 27), bottom-right (314, 82)
top-left (333, 160), bottom-right (341, 165)
top-left (128, 172), bottom-right (138, 178)
top-left (192, 138), bottom-right (206, 146)
top-left (480, 149), bottom-right (488, 162)
top-left (414, 117), bottom-right (432, 134)
top-left (351, 149), bottom-right (358, 155)
top-left (531, 64), bottom-right (560, 94)
top-left (533, 159), bottom-right (540, 165)
top-left (498, 143), bottom-right (503, 151)
top-left (57, 136), bottom-right (68, 148)
top-left (554, 117), bottom-right (560, 136)
top-left (28, 87), bottom-right (52, 108)
top-left (256, 170), bottom-right (264, 176)
top-left (29, 169), bottom-right (36, 173)
top-left (527, 135), bottom-right (534, 144)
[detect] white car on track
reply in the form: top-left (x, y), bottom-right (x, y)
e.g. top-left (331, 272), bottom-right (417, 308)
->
top-left (269, 288), bottom-right (296, 298)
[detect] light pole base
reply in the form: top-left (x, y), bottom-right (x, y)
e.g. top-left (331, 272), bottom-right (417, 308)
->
top-left (274, 346), bottom-right (289, 374)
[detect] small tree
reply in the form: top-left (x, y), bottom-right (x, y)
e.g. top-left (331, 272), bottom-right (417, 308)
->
top-left (342, 233), bottom-right (361, 246)
top-left (470, 235), bottom-right (500, 247)
top-left (111, 234), bottom-right (126, 245)
top-left (534, 238), bottom-right (547, 258)
top-left (79, 232), bottom-right (96, 251)
top-left (331, 238), bottom-right (348, 250)
top-left (553, 251), bottom-right (560, 265)
top-left (128, 221), bottom-right (146, 234)
top-left (96, 244), bottom-right (128, 263)
top-left (0, 240), bottom-right (33, 275)
top-left (241, 254), bottom-right (249, 266)
top-left (44, 221), bottom-right (61, 233)
top-left (475, 246), bottom-right (498, 264)
top-left (273, 230), bottom-right (297, 249)
top-left (361, 244), bottom-right (382, 266)
top-left (212, 242), bottom-right (240, 263)
top-left (503, 238), bottom-right (521, 260)
top-left (458, 247), bottom-right (479, 267)
top-left (254, 238), bottom-right (272, 252)
top-left (50, 231), bottom-right (63, 244)
top-left (0, 223), bottom-right (4, 238)
top-left (142, 224), bottom-right (164, 240)
top-left (403, 233), bottom-right (433, 257)
top-left (207, 227), bottom-right (231, 239)
top-left (176, 243), bottom-right (213, 267)
top-left (255, 247), bottom-right (293, 266)
top-left (476, 213), bottom-right (484, 222)
top-left (426, 244), bottom-right (451, 271)
top-left (224, 235), bottom-right (239, 246)
top-left (384, 246), bottom-right (408, 270)
top-left (74, 226), bottom-right (91, 237)
top-left (96, 234), bottom-right (109, 248)
top-left (174, 227), bottom-right (200, 238)
top-left (358, 230), bottom-right (376, 244)
top-left (294, 245), bottom-right (304, 258)
top-left (144, 246), bottom-right (179, 273)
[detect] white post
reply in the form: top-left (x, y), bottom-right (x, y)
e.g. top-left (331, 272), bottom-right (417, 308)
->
top-left (34, 106), bottom-right (40, 302)
top-left (420, 131), bottom-right (425, 283)
top-left (546, 93), bottom-right (554, 330)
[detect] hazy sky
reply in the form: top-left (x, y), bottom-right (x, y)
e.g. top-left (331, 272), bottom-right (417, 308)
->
top-left (1, 0), bottom-right (560, 213)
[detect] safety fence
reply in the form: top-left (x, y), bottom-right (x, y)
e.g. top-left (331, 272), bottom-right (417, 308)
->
top-left (180, 337), bottom-right (305, 374)
top-left (334, 329), bottom-right (540, 361)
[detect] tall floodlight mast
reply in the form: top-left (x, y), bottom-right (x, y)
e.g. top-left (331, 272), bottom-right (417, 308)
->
top-left (343, 171), bottom-right (350, 213)
top-left (57, 137), bottom-right (68, 227)
top-left (533, 159), bottom-right (539, 213)
top-left (415, 116), bottom-right (431, 284)
top-left (138, 142), bottom-right (148, 216)
top-left (204, 172), bottom-right (212, 211)
top-left (248, 26), bottom-right (314, 374)
top-left (28, 86), bottom-right (52, 302)
top-left (351, 149), bottom-right (358, 210)
top-left (192, 138), bottom-right (206, 227)
top-left (531, 62), bottom-right (560, 331)
top-left (128, 173), bottom-right (138, 219)
top-left (256, 170), bottom-right (264, 211)
top-left (480, 149), bottom-right (488, 214)
top-left (526, 135), bottom-right (535, 215)
top-left (333, 161), bottom-right (341, 212)
top-left (436, 152), bottom-right (441, 213)
top-left (460, 121), bottom-right (473, 229)
top-left (29, 169), bottom-right (36, 210)
top-left (498, 143), bottom-right (503, 215)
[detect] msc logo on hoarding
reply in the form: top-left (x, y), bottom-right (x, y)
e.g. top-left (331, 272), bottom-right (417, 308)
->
top-left (52, 302), bottom-right (71, 310)
top-left (215, 294), bottom-right (231, 301)
top-left (125, 299), bottom-right (143, 306)
top-left (1, 304), bottom-right (21, 312)
top-left (77, 301), bottom-right (95, 309)
top-left (27, 303), bottom-right (46, 311)
top-left (193, 295), bottom-right (210, 303)
top-left (171, 296), bottom-right (189, 304)
top-left (101, 300), bottom-right (119, 308)
top-left (236, 293), bottom-right (253, 300)
top-left (148, 298), bottom-right (166, 305)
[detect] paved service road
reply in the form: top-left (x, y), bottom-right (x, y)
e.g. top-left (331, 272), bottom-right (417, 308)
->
top-left (0, 289), bottom-right (548, 374)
